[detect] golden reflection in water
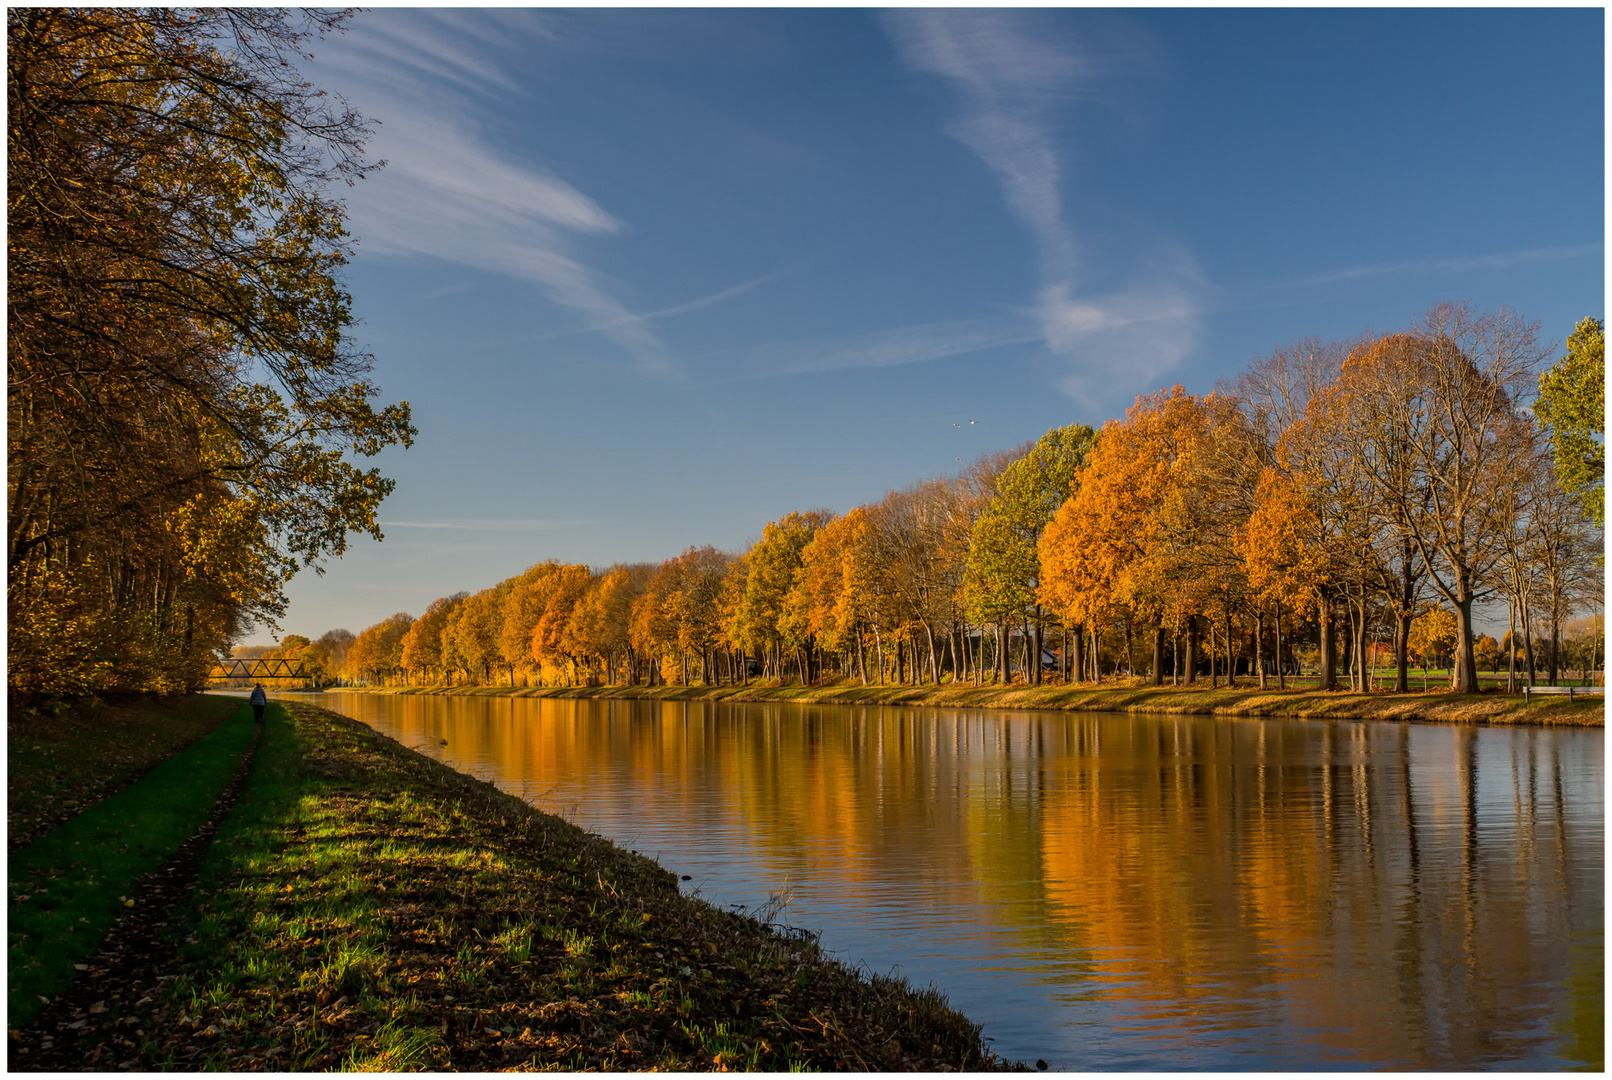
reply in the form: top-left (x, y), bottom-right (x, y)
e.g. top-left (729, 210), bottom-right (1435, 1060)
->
top-left (327, 693), bottom-right (1602, 1070)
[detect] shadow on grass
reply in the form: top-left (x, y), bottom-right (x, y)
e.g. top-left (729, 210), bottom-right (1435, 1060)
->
top-left (8, 703), bottom-right (259, 1026)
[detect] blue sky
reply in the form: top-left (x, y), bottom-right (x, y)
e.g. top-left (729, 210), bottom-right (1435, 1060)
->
top-left (260, 7), bottom-right (1604, 643)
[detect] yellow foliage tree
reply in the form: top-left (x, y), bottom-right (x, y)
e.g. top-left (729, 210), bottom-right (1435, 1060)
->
top-left (1040, 387), bottom-right (1213, 685)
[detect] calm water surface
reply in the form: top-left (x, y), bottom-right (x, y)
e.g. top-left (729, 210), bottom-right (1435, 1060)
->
top-left (291, 692), bottom-right (1602, 1071)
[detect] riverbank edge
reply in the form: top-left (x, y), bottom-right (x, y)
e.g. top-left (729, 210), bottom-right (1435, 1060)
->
top-left (324, 681), bottom-right (1604, 726)
top-left (12, 699), bottom-right (1016, 1071)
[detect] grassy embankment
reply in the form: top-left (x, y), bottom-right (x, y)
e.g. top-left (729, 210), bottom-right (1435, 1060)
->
top-left (9, 700), bottom-right (258, 1024)
top-left (10, 700), bottom-right (1006, 1071)
top-left (342, 678), bottom-right (1604, 726)
top-left (8, 694), bottom-right (242, 850)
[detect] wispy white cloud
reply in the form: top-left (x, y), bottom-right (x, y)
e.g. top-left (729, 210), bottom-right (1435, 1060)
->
top-left (884, 10), bottom-right (1202, 395)
top-left (317, 12), bottom-right (685, 373)
top-left (517, 271), bottom-right (786, 344)
top-left (332, 14), bottom-right (526, 97)
top-left (379, 518), bottom-right (581, 533)
top-left (735, 313), bottom-right (1040, 378)
top-left (1295, 243), bottom-right (1603, 287)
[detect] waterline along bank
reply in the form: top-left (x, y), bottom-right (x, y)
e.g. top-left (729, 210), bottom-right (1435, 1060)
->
top-left (332, 680), bottom-right (1603, 726)
top-left (11, 700), bottom-right (1011, 1071)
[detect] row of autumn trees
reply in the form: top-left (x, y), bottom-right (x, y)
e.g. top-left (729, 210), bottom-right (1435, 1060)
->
top-left (324, 304), bottom-right (1600, 696)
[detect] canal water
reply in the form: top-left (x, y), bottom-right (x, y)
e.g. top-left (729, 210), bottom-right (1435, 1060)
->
top-left (289, 692), bottom-right (1602, 1070)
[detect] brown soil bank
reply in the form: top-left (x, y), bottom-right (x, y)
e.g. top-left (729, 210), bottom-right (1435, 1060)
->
top-left (340, 680), bottom-right (1603, 727)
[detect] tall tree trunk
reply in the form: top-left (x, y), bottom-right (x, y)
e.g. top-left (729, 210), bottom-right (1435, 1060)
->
top-left (1454, 592), bottom-right (1479, 694)
top-left (1522, 615), bottom-right (1537, 688)
top-left (1318, 593), bottom-right (1337, 691)
top-left (1255, 611), bottom-right (1267, 689)
top-left (1279, 606), bottom-right (1287, 686)
top-left (1072, 624), bottom-right (1085, 684)
top-left (1151, 623), bottom-right (1164, 686)
top-left (1020, 617), bottom-right (1032, 685)
top-left (1356, 598), bottom-right (1365, 692)
top-left (1340, 613), bottom-right (1353, 692)
top-left (1032, 610), bottom-right (1043, 686)
top-left (1185, 615), bottom-right (1198, 684)
top-left (1224, 608), bottom-right (1236, 689)
top-left (1394, 608), bottom-right (1412, 693)
top-left (1346, 599), bottom-right (1358, 692)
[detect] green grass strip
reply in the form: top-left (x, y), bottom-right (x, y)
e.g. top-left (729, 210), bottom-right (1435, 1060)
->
top-left (123, 703), bottom-right (997, 1071)
top-left (7, 700), bottom-right (263, 1026)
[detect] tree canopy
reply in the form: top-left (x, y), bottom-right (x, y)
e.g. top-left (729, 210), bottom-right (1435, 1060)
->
top-left (1535, 316), bottom-right (1604, 528)
top-left (8, 9), bottom-right (413, 694)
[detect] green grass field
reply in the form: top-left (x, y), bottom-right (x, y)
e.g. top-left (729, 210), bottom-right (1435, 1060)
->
top-left (8, 694), bottom-right (240, 850)
top-left (8, 702), bottom-right (259, 1025)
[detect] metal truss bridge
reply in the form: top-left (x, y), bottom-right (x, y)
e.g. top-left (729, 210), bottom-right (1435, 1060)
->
top-left (210, 657), bottom-right (311, 681)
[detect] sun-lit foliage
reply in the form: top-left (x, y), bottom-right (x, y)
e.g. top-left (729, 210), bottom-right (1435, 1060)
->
top-left (292, 305), bottom-right (1602, 696)
top-left (8, 10), bottom-right (413, 696)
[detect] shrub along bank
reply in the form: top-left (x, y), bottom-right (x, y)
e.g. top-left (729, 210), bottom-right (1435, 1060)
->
top-left (342, 679), bottom-right (1604, 726)
top-left (11, 701), bottom-right (1010, 1071)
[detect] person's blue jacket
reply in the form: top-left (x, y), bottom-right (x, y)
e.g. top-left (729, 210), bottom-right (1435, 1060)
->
top-left (250, 686), bottom-right (267, 707)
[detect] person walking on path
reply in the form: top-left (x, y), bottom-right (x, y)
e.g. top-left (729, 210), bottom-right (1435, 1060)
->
top-left (250, 683), bottom-right (267, 724)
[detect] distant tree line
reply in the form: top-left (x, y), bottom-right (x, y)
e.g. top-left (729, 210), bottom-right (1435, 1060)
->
top-left (306, 304), bottom-right (1600, 695)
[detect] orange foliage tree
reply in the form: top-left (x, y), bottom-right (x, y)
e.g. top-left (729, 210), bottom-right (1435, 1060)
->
top-left (530, 565), bottom-right (595, 686)
top-left (400, 592), bottom-right (467, 684)
top-left (346, 613), bottom-right (413, 686)
top-left (1039, 387), bottom-right (1215, 685)
top-left (734, 510), bottom-right (833, 683)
